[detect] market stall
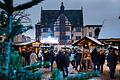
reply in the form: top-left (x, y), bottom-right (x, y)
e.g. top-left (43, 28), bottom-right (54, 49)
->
top-left (73, 36), bottom-right (103, 71)
top-left (13, 41), bottom-right (41, 54)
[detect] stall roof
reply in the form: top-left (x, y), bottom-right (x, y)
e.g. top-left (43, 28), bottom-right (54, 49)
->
top-left (13, 40), bottom-right (35, 46)
top-left (98, 19), bottom-right (120, 39)
top-left (73, 36), bottom-right (103, 46)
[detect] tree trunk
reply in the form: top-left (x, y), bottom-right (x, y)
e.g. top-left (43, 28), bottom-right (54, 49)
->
top-left (0, 43), bottom-right (2, 75)
top-left (4, 14), bottom-right (12, 77)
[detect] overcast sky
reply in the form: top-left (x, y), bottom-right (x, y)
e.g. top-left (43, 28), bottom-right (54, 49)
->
top-left (12, 0), bottom-right (120, 39)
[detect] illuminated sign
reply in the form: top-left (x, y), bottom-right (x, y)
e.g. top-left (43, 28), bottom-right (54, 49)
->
top-left (32, 42), bottom-right (40, 47)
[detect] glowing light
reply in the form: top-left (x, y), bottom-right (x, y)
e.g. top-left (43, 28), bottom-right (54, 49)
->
top-left (40, 36), bottom-right (59, 44)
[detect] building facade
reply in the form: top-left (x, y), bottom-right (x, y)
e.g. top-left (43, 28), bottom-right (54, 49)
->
top-left (35, 2), bottom-right (102, 45)
top-left (36, 2), bottom-right (83, 44)
top-left (84, 25), bottom-right (102, 39)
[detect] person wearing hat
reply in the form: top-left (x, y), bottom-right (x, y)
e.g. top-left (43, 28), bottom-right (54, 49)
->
top-left (107, 47), bottom-right (118, 79)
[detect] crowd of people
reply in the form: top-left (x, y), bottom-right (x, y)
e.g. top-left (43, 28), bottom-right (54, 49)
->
top-left (10, 46), bottom-right (118, 79)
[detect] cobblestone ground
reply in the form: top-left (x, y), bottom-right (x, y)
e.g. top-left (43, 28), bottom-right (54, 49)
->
top-left (41, 61), bottom-right (120, 80)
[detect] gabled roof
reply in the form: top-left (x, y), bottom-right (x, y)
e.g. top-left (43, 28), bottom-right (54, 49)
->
top-left (98, 19), bottom-right (120, 39)
top-left (13, 40), bottom-right (35, 46)
top-left (41, 10), bottom-right (83, 28)
top-left (73, 36), bottom-right (103, 46)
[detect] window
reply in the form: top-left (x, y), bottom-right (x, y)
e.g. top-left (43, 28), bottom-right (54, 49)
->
top-left (76, 27), bottom-right (81, 32)
top-left (76, 36), bottom-right (81, 40)
top-left (89, 32), bottom-right (92, 37)
top-left (61, 36), bottom-right (70, 40)
top-left (65, 21), bottom-right (69, 24)
top-left (61, 36), bottom-right (65, 40)
top-left (43, 28), bottom-right (48, 32)
top-left (65, 27), bottom-right (70, 31)
top-left (88, 27), bottom-right (90, 29)
top-left (65, 35), bottom-right (70, 40)
top-left (55, 27), bottom-right (59, 32)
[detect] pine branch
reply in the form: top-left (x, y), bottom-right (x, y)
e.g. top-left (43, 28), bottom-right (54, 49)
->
top-left (13, 0), bottom-right (44, 11)
top-left (13, 11), bottom-right (31, 24)
top-left (3, 0), bottom-right (13, 13)
top-left (0, 1), bottom-right (6, 10)
top-left (4, 24), bottom-right (32, 42)
top-left (13, 11), bottom-right (24, 19)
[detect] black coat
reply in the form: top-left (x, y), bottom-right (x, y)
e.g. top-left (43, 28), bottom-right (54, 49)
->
top-left (56, 51), bottom-right (70, 70)
top-left (100, 53), bottom-right (105, 64)
top-left (74, 52), bottom-right (82, 62)
top-left (63, 54), bottom-right (70, 67)
top-left (43, 52), bottom-right (50, 61)
top-left (91, 49), bottom-right (100, 64)
top-left (107, 53), bottom-right (117, 66)
top-left (56, 52), bottom-right (65, 68)
top-left (49, 51), bottom-right (55, 61)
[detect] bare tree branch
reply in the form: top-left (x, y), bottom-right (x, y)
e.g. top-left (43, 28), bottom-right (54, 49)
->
top-left (13, 11), bottom-right (31, 23)
top-left (13, 0), bottom-right (44, 11)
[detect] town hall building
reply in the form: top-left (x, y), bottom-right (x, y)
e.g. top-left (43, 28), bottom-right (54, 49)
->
top-left (35, 2), bottom-right (102, 45)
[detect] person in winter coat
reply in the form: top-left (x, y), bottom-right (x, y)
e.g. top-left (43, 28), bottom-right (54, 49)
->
top-left (107, 47), bottom-right (117, 79)
top-left (74, 50), bottom-right (82, 71)
top-left (26, 48), bottom-right (31, 65)
top-left (56, 50), bottom-right (70, 78)
top-left (21, 49), bottom-right (27, 66)
top-left (49, 50), bottom-right (55, 71)
top-left (30, 50), bottom-right (37, 64)
top-left (69, 49), bottom-right (75, 69)
top-left (91, 48), bottom-right (100, 71)
top-left (99, 49), bottom-right (105, 73)
top-left (56, 50), bottom-right (65, 71)
top-left (43, 50), bottom-right (50, 61)
top-left (63, 50), bottom-right (70, 77)
top-left (38, 50), bottom-right (43, 61)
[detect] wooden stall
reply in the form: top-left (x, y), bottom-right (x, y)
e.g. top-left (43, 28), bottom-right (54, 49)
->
top-left (13, 41), bottom-right (41, 54)
top-left (73, 36), bottom-right (103, 71)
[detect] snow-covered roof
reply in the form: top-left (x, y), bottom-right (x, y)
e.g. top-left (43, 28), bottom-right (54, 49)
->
top-left (86, 36), bottom-right (103, 45)
top-left (73, 36), bottom-right (103, 46)
top-left (98, 19), bottom-right (120, 39)
top-left (13, 40), bottom-right (35, 46)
